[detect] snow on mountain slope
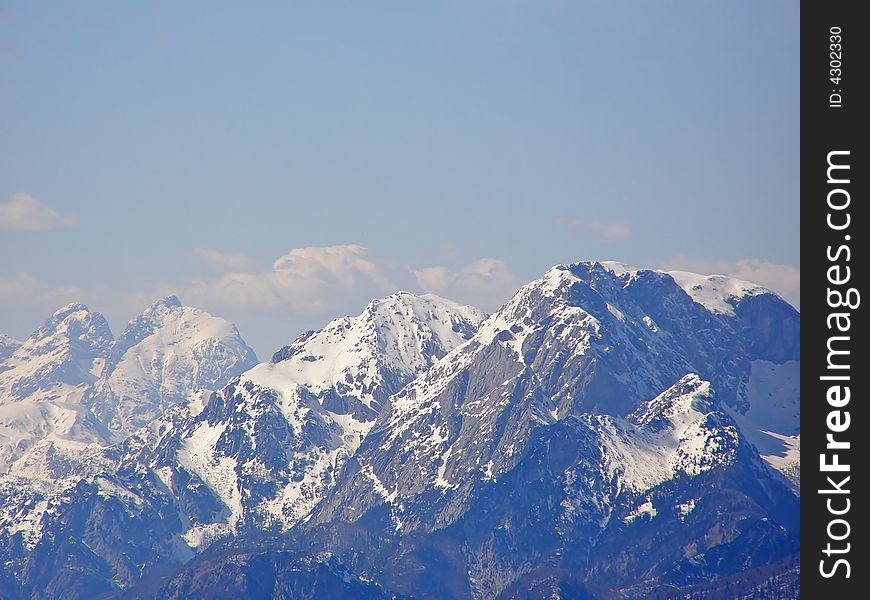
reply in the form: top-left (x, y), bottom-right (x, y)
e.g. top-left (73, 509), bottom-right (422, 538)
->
top-left (627, 374), bottom-right (740, 479)
top-left (126, 292), bottom-right (485, 540)
top-left (0, 432), bottom-right (117, 554)
top-left (86, 296), bottom-right (258, 436)
top-left (600, 261), bottom-right (783, 316)
top-left (728, 359), bottom-right (800, 485)
top-left (0, 304), bottom-right (114, 472)
top-left (267, 292), bottom-right (484, 419)
top-left (663, 271), bottom-right (773, 316)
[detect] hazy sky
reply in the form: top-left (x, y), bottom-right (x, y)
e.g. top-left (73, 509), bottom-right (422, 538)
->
top-left (1, 1), bottom-right (800, 357)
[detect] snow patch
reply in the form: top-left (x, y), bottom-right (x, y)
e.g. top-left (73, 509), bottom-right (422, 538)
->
top-left (667, 271), bottom-right (770, 316)
top-left (624, 499), bottom-right (657, 523)
top-left (676, 499), bottom-right (696, 520)
top-left (728, 360), bottom-right (800, 479)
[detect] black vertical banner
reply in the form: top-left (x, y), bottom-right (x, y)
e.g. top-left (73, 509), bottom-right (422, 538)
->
top-left (802, 2), bottom-right (868, 597)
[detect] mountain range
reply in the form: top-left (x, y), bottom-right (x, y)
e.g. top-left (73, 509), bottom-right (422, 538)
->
top-left (0, 261), bottom-right (800, 599)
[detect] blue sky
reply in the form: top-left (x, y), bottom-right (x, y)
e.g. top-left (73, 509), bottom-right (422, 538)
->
top-left (1, 1), bottom-right (799, 357)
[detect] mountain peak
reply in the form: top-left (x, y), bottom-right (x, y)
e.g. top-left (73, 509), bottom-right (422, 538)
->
top-left (116, 296), bottom-right (198, 351)
top-left (146, 295), bottom-right (183, 311)
top-left (93, 299), bottom-right (258, 435)
top-left (51, 302), bottom-right (91, 317)
top-left (29, 303), bottom-right (114, 351)
top-left (106, 296), bottom-right (185, 343)
top-left (272, 292), bottom-right (484, 369)
top-left (0, 303), bottom-right (114, 471)
top-left (40, 302), bottom-right (104, 330)
top-left (364, 291), bottom-right (483, 316)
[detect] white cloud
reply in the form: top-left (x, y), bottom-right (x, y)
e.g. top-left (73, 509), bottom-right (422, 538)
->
top-left (413, 258), bottom-right (519, 311)
top-left (554, 216), bottom-right (633, 242)
top-left (111, 247), bottom-right (519, 332)
top-left (194, 248), bottom-right (256, 272)
top-left (186, 249), bottom-right (520, 316)
top-left (663, 256), bottom-right (800, 309)
top-left (0, 193), bottom-right (78, 231)
top-left (132, 248), bottom-right (521, 320)
top-left (184, 244), bottom-right (399, 314)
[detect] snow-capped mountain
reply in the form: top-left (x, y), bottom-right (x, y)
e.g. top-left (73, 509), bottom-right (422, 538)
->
top-left (303, 262), bottom-right (799, 597)
top-left (0, 262), bottom-right (800, 599)
top-left (318, 263), bottom-right (798, 525)
top-left (85, 295), bottom-right (258, 436)
top-left (0, 304), bottom-right (114, 472)
top-left (128, 292), bottom-right (485, 544)
top-left (0, 298), bottom-right (258, 475)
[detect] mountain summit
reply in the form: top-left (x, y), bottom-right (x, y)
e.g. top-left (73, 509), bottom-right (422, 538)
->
top-left (86, 296), bottom-right (258, 436)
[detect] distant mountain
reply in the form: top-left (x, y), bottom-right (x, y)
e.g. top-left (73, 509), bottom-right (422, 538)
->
top-left (0, 298), bottom-right (257, 475)
top-left (85, 295), bottom-right (258, 436)
top-left (0, 262), bottom-right (800, 599)
top-left (0, 304), bottom-right (115, 472)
